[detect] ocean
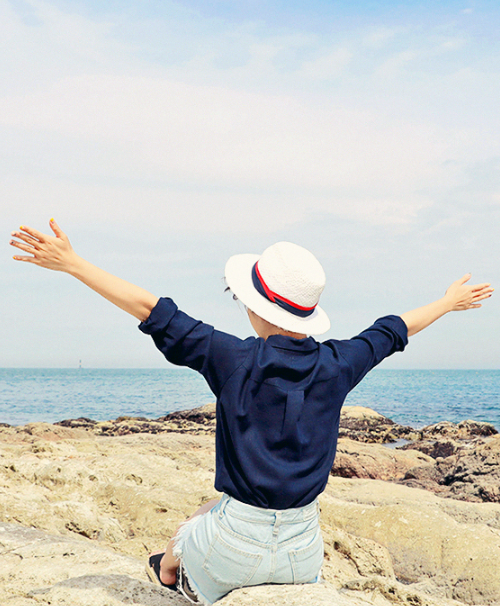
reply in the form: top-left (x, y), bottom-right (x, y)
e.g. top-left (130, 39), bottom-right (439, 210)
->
top-left (0, 368), bottom-right (499, 430)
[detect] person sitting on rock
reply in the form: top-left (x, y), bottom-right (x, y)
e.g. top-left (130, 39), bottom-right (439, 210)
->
top-left (10, 220), bottom-right (493, 605)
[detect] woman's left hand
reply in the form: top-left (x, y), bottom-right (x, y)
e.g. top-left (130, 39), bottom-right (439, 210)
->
top-left (443, 274), bottom-right (494, 311)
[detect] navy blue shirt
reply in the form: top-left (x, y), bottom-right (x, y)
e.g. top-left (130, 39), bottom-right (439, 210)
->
top-left (139, 298), bottom-right (408, 509)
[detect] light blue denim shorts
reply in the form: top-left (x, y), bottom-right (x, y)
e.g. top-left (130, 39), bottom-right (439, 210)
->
top-left (172, 494), bottom-right (323, 605)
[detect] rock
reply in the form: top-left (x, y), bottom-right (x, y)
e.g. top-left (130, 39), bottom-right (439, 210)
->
top-left (55, 417), bottom-right (98, 429)
top-left (418, 420), bottom-right (497, 440)
top-left (3, 412), bottom-right (500, 605)
top-left (217, 581), bottom-right (459, 606)
top-left (402, 439), bottom-right (461, 459)
top-left (331, 438), bottom-right (434, 481)
top-left (398, 462), bottom-right (450, 496)
top-left (157, 401), bottom-right (217, 434)
top-left (50, 405), bottom-right (500, 504)
top-left (321, 477), bottom-right (500, 604)
top-left (0, 420), bottom-right (484, 606)
top-left (438, 435), bottom-right (500, 502)
top-left (0, 521), bottom-right (459, 606)
top-left (398, 435), bottom-right (500, 503)
top-left (321, 524), bottom-right (396, 582)
top-left (335, 409), bottom-right (500, 505)
top-left (339, 406), bottom-right (416, 444)
top-left (0, 428), bottom-right (219, 557)
top-left (55, 402), bottom-right (217, 436)
top-left (0, 521), bottom-right (184, 606)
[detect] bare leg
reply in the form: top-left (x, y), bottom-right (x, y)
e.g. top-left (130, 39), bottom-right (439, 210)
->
top-left (151, 498), bottom-right (220, 586)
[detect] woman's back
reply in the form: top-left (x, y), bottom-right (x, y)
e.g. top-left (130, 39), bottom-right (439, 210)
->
top-left (140, 298), bottom-right (407, 508)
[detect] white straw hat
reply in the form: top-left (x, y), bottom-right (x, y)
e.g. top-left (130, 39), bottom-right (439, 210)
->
top-left (225, 242), bottom-right (330, 335)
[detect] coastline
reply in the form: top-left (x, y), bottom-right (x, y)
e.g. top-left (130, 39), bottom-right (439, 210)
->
top-left (1, 405), bottom-right (500, 606)
top-left (1, 368), bottom-right (499, 430)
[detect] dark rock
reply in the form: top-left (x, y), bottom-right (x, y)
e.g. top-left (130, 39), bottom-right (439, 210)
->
top-left (335, 408), bottom-right (500, 504)
top-left (331, 439), bottom-right (434, 481)
top-left (157, 402), bottom-right (216, 425)
top-left (338, 406), bottom-right (416, 444)
top-left (55, 417), bottom-right (98, 429)
top-left (400, 439), bottom-right (460, 459)
top-left (418, 419), bottom-right (497, 440)
top-left (437, 436), bottom-right (500, 502)
top-left (397, 436), bottom-right (500, 503)
top-left (399, 462), bottom-right (451, 495)
top-left (53, 403), bottom-right (217, 437)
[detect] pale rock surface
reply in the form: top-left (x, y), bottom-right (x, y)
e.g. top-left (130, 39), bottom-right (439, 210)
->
top-left (0, 521), bottom-right (457, 606)
top-left (322, 477), bottom-right (500, 604)
top-left (1, 416), bottom-right (500, 606)
top-left (0, 521), bottom-right (184, 606)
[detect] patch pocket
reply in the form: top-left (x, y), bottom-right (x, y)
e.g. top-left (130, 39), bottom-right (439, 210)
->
top-left (288, 530), bottom-right (324, 584)
top-left (202, 532), bottom-right (263, 588)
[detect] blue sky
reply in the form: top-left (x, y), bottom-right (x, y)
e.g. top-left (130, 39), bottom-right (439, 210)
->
top-left (2, 0), bottom-right (499, 368)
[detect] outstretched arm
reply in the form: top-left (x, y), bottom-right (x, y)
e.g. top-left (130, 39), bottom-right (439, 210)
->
top-left (10, 219), bottom-right (159, 322)
top-left (400, 274), bottom-right (493, 337)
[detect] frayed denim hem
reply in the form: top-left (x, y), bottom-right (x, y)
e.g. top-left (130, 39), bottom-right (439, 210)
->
top-left (173, 516), bottom-right (212, 605)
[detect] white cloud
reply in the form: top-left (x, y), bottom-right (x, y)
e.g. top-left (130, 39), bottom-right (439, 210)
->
top-left (298, 48), bottom-right (352, 80)
top-left (0, 70), bottom-right (459, 230)
top-left (0, 0), bottom-right (130, 96)
top-left (438, 37), bottom-right (467, 51)
top-left (0, 0), bottom-right (498, 233)
top-left (362, 27), bottom-right (401, 49)
top-left (375, 49), bottom-right (419, 79)
top-left (25, 0), bottom-right (114, 60)
top-left (2, 0), bottom-right (500, 369)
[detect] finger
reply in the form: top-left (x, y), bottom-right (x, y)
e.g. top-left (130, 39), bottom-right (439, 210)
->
top-left (472, 289), bottom-right (494, 301)
top-left (12, 254), bottom-right (39, 263)
top-left (49, 217), bottom-right (65, 239)
top-left (18, 224), bottom-right (48, 243)
top-left (471, 283), bottom-right (492, 293)
top-left (458, 273), bottom-right (472, 285)
top-left (10, 239), bottom-right (37, 254)
top-left (10, 230), bottom-right (42, 248)
top-left (472, 292), bottom-right (493, 303)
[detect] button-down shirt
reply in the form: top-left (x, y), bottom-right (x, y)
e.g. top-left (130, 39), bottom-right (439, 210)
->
top-left (139, 298), bottom-right (408, 509)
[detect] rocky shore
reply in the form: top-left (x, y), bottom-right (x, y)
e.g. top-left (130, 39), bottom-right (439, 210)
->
top-left (55, 402), bottom-right (500, 504)
top-left (1, 404), bottom-right (500, 606)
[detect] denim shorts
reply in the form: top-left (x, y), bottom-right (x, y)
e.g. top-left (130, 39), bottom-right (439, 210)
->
top-left (172, 494), bottom-right (323, 605)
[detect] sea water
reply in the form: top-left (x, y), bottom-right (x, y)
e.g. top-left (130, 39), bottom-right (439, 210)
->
top-left (0, 368), bottom-right (499, 429)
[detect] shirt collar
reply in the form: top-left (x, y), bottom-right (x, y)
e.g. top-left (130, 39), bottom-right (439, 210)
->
top-left (265, 334), bottom-right (319, 351)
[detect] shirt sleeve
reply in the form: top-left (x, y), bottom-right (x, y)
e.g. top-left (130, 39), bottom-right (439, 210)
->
top-left (138, 297), bottom-right (250, 397)
top-left (325, 315), bottom-right (408, 389)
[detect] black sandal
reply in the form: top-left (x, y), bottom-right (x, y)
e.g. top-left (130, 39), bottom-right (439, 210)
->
top-left (145, 553), bottom-right (178, 591)
top-left (146, 553), bottom-right (199, 603)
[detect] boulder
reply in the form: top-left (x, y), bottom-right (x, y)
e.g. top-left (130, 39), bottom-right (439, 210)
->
top-left (331, 438), bottom-right (434, 481)
top-left (399, 435), bottom-right (500, 503)
top-left (338, 406), bottom-right (416, 444)
top-left (1, 521), bottom-right (460, 606)
top-left (321, 477), bottom-right (500, 604)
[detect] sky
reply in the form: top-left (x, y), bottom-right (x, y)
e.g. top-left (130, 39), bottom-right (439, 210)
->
top-left (1, 0), bottom-right (499, 368)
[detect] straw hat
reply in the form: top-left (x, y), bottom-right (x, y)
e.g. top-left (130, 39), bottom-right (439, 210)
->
top-left (225, 242), bottom-right (330, 335)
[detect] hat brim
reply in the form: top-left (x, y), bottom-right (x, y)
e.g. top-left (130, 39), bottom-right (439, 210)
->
top-left (225, 253), bottom-right (331, 336)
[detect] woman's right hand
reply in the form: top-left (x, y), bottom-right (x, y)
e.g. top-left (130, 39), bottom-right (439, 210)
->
top-left (10, 219), bottom-right (78, 273)
top-left (11, 218), bottom-right (159, 320)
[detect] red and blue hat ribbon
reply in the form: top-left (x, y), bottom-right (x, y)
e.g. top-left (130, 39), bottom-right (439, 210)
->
top-left (251, 261), bottom-right (316, 318)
